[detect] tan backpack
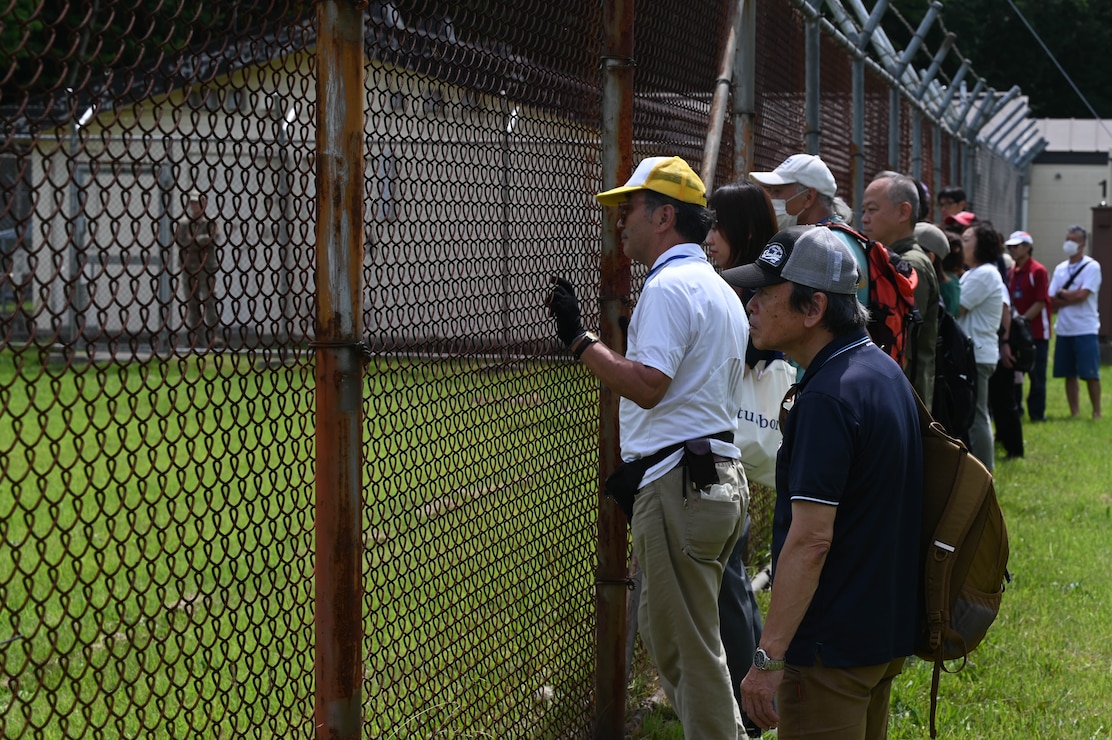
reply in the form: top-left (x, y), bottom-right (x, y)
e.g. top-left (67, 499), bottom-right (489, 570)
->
top-left (913, 393), bottom-right (1011, 738)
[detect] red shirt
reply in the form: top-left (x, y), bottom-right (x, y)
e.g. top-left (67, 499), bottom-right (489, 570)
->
top-left (1008, 257), bottom-right (1050, 340)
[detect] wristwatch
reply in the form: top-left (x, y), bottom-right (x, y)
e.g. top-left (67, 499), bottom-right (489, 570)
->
top-left (571, 331), bottom-right (599, 359)
top-left (753, 647), bottom-right (785, 671)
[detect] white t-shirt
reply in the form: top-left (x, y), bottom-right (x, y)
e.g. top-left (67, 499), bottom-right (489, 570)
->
top-left (622, 243), bottom-right (749, 485)
top-left (958, 263), bottom-right (1004, 366)
top-left (1048, 255), bottom-right (1102, 336)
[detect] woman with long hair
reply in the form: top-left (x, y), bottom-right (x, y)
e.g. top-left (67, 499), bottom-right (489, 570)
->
top-left (705, 179), bottom-right (779, 740)
top-left (707, 180), bottom-right (779, 270)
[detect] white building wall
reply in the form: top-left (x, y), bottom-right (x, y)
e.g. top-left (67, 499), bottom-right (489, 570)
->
top-left (27, 49), bottom-right (600, 349)
top-left (1028, 162), bottom-right (1108, 250)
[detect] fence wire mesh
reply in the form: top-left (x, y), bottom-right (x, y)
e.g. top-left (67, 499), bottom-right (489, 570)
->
top-left (2, 3), bottom-right (318, 737)
top-left (1, 0), bottom-right (1006, 736)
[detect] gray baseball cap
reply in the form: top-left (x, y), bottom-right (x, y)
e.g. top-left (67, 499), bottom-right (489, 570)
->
top-left (721, 225), bottom-right (861, 295)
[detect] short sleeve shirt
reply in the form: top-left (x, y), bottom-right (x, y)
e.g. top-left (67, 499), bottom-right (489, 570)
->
top-left (1048, 256), bottom-right (1102, 337)
top-left (622, 244), bottom-right (750, 484)
top-left (772, 331), bottom-right (923, 668)
top-left (1009, 258), bottom-right (1050, 340)
top-left (958, 263), bottom-right (1004, 365)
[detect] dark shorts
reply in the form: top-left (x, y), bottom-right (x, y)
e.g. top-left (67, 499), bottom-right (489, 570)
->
top-left (1053, 334), bottom-right (1101, 380)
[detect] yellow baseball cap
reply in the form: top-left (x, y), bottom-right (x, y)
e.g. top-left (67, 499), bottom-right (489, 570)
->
top-left (595, 156), bottom-right (707, 207)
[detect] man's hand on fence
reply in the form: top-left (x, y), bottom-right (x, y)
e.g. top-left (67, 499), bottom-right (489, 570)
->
top-left (546, 276), bottom-right (585, 347)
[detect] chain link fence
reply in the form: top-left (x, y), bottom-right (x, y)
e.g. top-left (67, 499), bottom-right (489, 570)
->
top-left (1, 0), bottom-right (1020, 736)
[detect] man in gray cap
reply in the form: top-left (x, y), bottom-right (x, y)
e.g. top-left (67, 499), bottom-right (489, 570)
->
top-left (724, 226), bottom-right (922, 738)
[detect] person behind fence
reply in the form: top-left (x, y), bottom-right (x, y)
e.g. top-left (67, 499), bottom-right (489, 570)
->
top-left (174, 190), bottom-right (222, 348)
top-left (726, 226), bottom-right (922, 738)
top-left (545, 156), bottom-right (750, 738)
top-left (1048, 224), bottom-right (1103, 419)
top-left (862, 173), bottom-right (940, 407)
top-left (707, 179), bottom-right (780, 739)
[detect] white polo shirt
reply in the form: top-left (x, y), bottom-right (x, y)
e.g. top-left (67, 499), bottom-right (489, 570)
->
top-left (620, 243), bottom-right (749, 486)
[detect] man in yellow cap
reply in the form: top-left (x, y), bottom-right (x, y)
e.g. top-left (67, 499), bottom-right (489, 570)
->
top-left (546, 156), bottom-right (751, 738)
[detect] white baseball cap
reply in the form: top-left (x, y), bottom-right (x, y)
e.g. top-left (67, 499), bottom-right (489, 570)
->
top-left (1004, 230), bottom-right (1033, 246)
top-left (750, 154), bottom-right (837, 198)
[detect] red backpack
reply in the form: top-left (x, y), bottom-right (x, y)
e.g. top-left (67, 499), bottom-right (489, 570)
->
top-left (826, 222), bottom-right (922, 368)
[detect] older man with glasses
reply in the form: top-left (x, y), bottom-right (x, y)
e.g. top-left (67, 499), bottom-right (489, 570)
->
top-left (724, 226), bottom-right (922, 739)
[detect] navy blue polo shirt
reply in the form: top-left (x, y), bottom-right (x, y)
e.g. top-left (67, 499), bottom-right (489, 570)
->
top-left (772, 330), bottom-right (923, 668)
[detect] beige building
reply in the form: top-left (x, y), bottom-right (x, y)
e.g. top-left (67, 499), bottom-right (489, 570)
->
top-left (1026, 119), bottom-right (1112, 339)
top-left (22, 15), bottom-right (599, 351)
top-left (1028, 119), bottom-right (1112, 249)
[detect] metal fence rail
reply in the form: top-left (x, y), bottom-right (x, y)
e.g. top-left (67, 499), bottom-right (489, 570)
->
top-left (0, 0), bottom-right (1035, 736)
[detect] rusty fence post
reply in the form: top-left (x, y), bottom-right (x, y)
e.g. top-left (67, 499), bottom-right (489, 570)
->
top-left (314, 1), bottom-right (366, 737)
top-left (733, 0), bottom-right (756, 179)
top-left (597, 0), bottom-right (634, 737)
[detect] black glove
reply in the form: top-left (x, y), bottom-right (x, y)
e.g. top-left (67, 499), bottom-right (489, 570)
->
top-left (546, 276), bottom-right (585, 347)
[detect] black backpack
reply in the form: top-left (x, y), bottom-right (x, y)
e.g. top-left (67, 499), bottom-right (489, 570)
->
top-left (932, 307), bottom-right (977, 439)
top-left (1008, 311), bottom-right (1035, 373)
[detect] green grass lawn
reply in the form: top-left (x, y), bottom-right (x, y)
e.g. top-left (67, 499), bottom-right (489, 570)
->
top-left (634, 363), bottom-right (1112, 739)
top-left (0, 349), bottom-right (317, 737)
top-left (8, 341), bottom-right (1111, 738)
top-left (0, 348), bottom-right (603, 737)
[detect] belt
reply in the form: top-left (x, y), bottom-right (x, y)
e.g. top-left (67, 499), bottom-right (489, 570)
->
top-left (636, 430), bottom-right (734, 469)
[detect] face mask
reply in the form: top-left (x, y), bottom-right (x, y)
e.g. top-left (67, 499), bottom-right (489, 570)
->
top-left (771, 200), bottom-right (798, 230)
top-left (1063, 240), bottom-right (1080, 257)
top-left (771, 189), bottom-right (808, 231)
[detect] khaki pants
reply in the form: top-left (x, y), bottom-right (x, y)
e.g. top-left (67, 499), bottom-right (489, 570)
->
top-left (777, 655), bottom-right (907, 739)
top-left (632, 460), bottom-right (748, 739)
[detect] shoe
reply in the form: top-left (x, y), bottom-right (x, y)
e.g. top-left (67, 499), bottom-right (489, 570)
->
top-left (1029, 417), bottom-right (1047, 423)
top-left (1003, 452), bottom-right (1024, 460)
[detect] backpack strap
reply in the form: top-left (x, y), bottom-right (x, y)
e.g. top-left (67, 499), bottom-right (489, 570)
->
top-left (1060, 258), bottom-right (1092, 291)
top-left (824, 220), bottom-right (869, 245)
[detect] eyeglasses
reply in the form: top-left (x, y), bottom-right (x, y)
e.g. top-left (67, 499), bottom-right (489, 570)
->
top-left (618, 197), bottom-right (657, 221)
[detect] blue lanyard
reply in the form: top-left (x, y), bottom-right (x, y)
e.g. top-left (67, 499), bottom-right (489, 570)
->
top-left (645, 254), bottom-right (698, 284)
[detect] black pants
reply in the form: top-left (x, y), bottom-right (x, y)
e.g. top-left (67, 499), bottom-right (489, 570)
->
top-left (718, 513), bottom-right (764, 736)
top-left (989, 363), bottom-right (1024, 457)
